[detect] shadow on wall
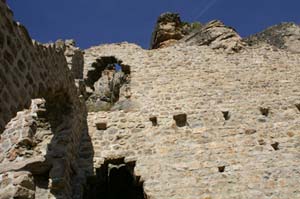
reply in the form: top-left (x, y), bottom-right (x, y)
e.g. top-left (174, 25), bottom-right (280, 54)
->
top-left (0, 91), bottom-right (93, 198)
top-left (34, 91), bottom-right (94, 199)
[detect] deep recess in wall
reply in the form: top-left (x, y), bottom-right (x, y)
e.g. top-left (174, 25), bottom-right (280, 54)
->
top-left (83, 158), bottom-right (147, 199)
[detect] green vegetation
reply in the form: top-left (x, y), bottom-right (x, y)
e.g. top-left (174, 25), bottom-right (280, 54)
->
top-left (190, 22), bottom-right (202, 30)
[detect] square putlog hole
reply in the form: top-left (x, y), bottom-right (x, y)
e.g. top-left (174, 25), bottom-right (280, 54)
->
top-left (173, 113), bottom-right (187, 127)
top-left (222, 111), bottom-right (230, 120)
top-left (259, 107), bottom-right (270, 117)
top-left (149, 116), bottom-right (158, 126)
top-left (218, 166), bottom-right (226, 173)
top-left (271, 142), bottom-right (279, 151)
top-left (96, 122), bottom-right (107, 130)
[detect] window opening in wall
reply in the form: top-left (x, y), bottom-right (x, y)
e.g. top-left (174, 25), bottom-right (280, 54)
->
top-left (84, 158), bottom-right (147, 199)
top-left (173, 113), bottom-right (187, 127)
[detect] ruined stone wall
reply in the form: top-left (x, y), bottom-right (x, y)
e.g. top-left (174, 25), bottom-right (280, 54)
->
top-left (0, 2), bottom-right (79, 132)
top-left (0, 1), bottom-right (88, 198)
top-left (2, 1), bottom-right (300, 198)
top-left (84, 42), bottom-right (300, 199)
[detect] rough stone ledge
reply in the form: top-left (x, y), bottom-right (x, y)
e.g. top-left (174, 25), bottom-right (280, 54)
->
top-left (0, 156), bottom-right (45, 174)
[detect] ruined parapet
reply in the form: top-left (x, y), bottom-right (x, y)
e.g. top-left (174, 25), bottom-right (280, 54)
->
top-left (55, 39), bottom-right (84, 79)
top-left (55, 39), bottom-right (87, 98)
top-left (244, 22), bottom-right (300, 53)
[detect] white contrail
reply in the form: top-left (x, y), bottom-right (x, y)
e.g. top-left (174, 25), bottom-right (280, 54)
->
top-left (194, 0), bottom-right (220, 20)
top-left (191, 0), bottom-right (209, 18)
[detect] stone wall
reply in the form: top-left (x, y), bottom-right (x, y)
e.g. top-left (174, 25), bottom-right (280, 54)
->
top-left (83, 42), bottom-right (300, 199)
top-left (0, 1), bottom-right (88, 198)
top-left (56, 39), bottom-right (84, 79)
top-left (2, 1), bottom-right (300, 198)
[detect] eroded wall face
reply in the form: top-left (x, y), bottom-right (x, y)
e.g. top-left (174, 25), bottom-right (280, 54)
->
top-left (0, 1), bottom-right (88, 198)
top-left (84, 43), bottom-right (300, 199)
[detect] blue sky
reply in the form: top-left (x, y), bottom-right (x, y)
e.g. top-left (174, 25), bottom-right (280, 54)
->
top-left (8, 0), bottom-right (300, 49)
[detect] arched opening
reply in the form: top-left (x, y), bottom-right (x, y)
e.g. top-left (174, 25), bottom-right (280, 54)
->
top-left (85, 56), bottom-right (131, 112)
top-left (84, 158), bottom-right (147, 199)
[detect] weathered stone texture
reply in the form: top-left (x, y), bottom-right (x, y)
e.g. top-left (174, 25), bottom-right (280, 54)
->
top-left (183, 20), bottom-right (245, 52)
top-left (2, 1), bottom-right (300, 198)
top-left (0, 1), bottom-right (88, 198)
top-left (150, 13), bottom-right (193, 49)
top-left (150, 13), bottom-right (244, 52)
top-left (84, 42), bottom-right (300, 199)
top-left (56, 39), bottom-right (84, 79)
top-left (244, 22), bottom-right (300, 53)
top-left (0, 3), bottom-right (80, 132)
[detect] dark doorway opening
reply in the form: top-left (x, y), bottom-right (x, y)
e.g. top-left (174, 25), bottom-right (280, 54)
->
top-left (84, 158), bottom-right (147, 199)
